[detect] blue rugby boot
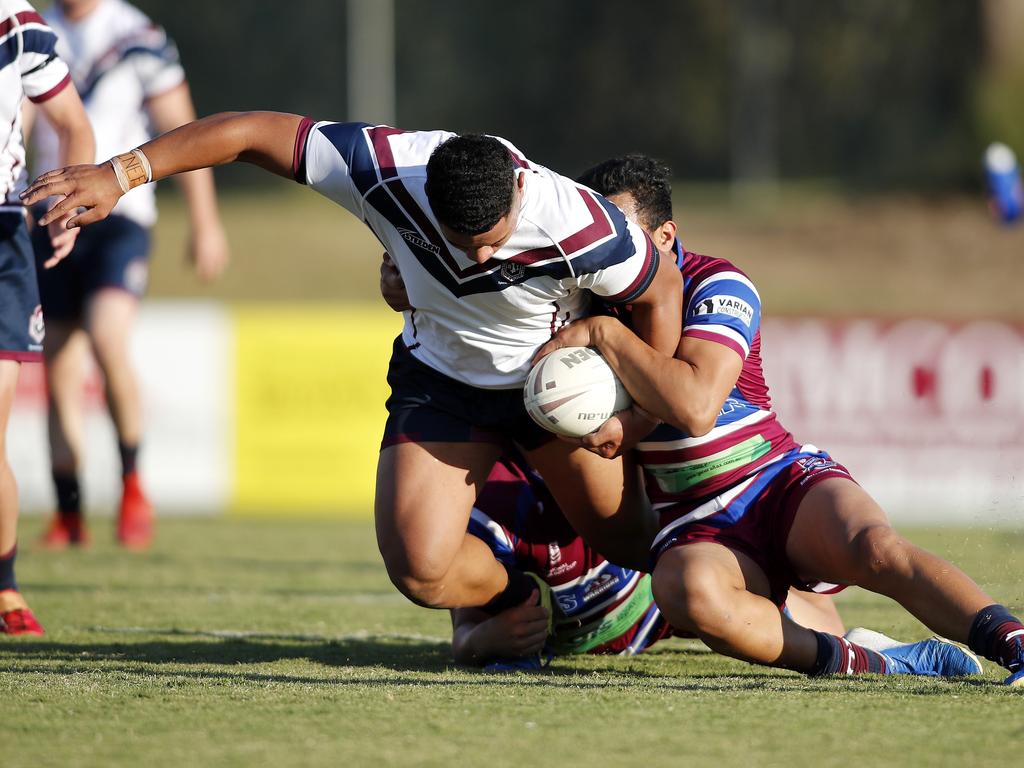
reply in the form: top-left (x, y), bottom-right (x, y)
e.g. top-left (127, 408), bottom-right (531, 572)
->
top-left (880, 637), bottom-right (983, 678)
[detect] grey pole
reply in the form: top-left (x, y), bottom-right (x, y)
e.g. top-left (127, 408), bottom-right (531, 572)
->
top-left (347, 0), bottom-right (396, 125)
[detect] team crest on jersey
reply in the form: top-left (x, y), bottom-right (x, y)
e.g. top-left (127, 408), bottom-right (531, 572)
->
top-left (397, 227), bottom-right (440, 256)
top-left (691, 295), bottom-right (754, 326)
top-left (500, 261), bottom-right (526, 282)
top-left (28, 305), bottom-right (45, 346)
top-left (797, 456), bottom-right (839, 475)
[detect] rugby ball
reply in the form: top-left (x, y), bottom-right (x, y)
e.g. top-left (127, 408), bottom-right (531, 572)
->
top-left (523, 346), bottom-right (633, 438)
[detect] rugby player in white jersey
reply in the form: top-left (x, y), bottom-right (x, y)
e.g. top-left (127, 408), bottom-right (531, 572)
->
top-left (21, 114), bottom-right (683, 621)
top-left (0, 0), bottom-right (93, 633)
top-left (538, 154), bottom-right (1023, 683)
top-left (28, 0), bottom-right (229, 550)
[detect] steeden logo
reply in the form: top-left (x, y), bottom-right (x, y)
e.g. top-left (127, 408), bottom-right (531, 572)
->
top-left (397, 227), bottom-right (439, 255)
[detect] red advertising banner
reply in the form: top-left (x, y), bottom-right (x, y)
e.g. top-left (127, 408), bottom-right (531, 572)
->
top-left (760, 318), bottom-right (1024, 524)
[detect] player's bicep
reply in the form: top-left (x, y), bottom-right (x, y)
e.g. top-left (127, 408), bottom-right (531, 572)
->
top-left (232, 112), bottom-right (307, 179)
top-left (625, 249), bottom-right (683, 355)
top-left (676, 335), bottom-right (744, 410)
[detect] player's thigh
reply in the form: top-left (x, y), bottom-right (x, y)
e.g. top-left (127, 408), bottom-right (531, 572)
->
top-left (0, 360), bottom-right (19, 454)
top-left (85, 289), bottom-right (138, 360)
top-left (375, 440), bottom-right (502, 576)
top-left (785, 476), bottom-right (892, 585)
top-left (524, 439), bottom-right (654, 560)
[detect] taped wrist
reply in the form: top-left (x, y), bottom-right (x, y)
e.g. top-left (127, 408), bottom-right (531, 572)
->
top-left (108, 149), bottom-right (153, 194)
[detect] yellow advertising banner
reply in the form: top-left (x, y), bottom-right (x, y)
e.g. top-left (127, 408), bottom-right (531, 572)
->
top-left (232, 303), bottom-right (402, 516)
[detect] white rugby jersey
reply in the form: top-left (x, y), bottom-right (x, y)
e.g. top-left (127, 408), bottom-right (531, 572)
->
top-left (294, 120), bottom-right (661, 388)
top-left (33, 0), bottom-right (184, 227)
top-left (0, 0), bottom-right (70, 213)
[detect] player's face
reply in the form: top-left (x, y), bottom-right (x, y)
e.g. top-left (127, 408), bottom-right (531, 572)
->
top-left (440, 173), bottom-right (525, 264)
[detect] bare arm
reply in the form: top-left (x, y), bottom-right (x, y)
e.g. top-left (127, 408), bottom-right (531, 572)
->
top-left (621, 249), bottom-right (683, 357)
top-left (33, 84), bottom-right (95, 266)
top-left (22, 111), bottom-right (303, 229)
top-left (147, 83), bottom-right (229, 281)
top-left (540, 315), bottom-right (741, 439)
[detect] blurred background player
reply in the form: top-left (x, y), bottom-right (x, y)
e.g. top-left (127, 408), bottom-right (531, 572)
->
top-left (542, 154), bottom-right (1020, 682)
top-left (27, 0), bottom-right (230, 549)
top-left (0, 0), bottom-right (93, 632)
top-left (21, 113), bottom-right (682, 620)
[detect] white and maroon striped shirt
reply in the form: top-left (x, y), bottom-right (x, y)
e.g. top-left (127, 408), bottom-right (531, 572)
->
top-left (293, 120), bottom-right (660, 389)
top-left (0, 0), bottom-right (70, 212)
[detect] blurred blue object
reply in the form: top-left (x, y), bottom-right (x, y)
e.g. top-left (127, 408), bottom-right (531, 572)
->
top-left (984, 142), bottom-right (1023, 224)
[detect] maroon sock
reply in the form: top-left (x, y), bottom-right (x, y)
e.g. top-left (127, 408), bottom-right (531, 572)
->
top-left (809, 631), bottom-right (888, 676)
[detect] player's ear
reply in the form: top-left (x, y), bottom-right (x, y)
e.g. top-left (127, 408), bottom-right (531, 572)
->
top-left (654, 219), bottom-right (676, 251)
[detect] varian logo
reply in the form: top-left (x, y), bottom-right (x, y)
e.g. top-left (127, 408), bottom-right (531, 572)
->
top-left (398, 227), bottom-right (439, 255)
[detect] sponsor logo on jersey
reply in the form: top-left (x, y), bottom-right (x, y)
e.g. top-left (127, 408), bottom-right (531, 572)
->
top-left (547, 560), bottom-right (578, 578)
top-left (583, 572), bottom-right (620, 603)
top-left (28, 304), bottom-right (45, 345)
top-left (692, 295), bottom-right (754, 326)
top-left (397, 227), bottom-right (440, 256)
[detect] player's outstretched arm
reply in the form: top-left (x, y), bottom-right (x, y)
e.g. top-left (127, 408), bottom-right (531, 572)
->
top-left (33, 84), bottom-right (96, 266)
top-left (22, 111), bottom-right (303, 230)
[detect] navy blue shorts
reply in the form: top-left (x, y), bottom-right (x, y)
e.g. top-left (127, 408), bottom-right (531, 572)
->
top-left (0, 213), bottom-right (44, 362)
top-left (381, 336), bottom-right (554, 451)
top-left (32, 213), bottom-right (151, 322)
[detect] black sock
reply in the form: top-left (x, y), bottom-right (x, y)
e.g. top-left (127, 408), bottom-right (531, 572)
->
top-left (480, 563), bottom-right (536, 615)
top-left (52, 471), bottom-right (81, 519)
top-left (0, 545), bottom-right (17, 592)
top-left (118, 442), bottom-right (139, 477)
top-left (968, 604), bottom-right (1024, 672)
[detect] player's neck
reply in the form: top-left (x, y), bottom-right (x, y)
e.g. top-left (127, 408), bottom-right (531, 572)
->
top-left (60, 0), bottom-right (103, 23)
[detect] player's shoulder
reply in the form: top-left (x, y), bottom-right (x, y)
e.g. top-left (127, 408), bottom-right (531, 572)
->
top-left (682, 246), bottom-right (758, 295)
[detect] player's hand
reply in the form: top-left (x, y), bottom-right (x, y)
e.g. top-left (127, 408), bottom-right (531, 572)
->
top-left (21, 163), bottom-right (124, 230)
top-left (189, 222), bottom-right (230, 282)
top-left (576, 404), bottom-right (661, 459)
top-left (380, 251), bottom-right (411, 312)
top-left (43, 212), bottom-right (81, 268)
top-left (475, 590), bottom-right (550, 657)
top-left (533, 316), bottom-right (609, 363)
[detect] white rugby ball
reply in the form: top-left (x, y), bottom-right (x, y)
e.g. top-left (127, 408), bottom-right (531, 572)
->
top-left (523, 346), bottom-right (633, 438)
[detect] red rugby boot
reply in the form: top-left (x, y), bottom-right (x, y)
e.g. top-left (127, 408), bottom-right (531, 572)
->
top-left (0, 591), bottom-right (45, 636)
top-left (117, 472), bottom-right (153, 550)
top-left (39, 514), bottom-right (91, 550)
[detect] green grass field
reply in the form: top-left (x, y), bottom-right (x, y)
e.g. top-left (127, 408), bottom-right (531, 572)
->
top-left (3, 516), bottom-right (1022, 768)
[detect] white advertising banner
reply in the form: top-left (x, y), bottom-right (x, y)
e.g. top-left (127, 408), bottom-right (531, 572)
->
top-left (8, 301), bottom-right (231, 515)
top-left (761, 318), bottom-right (1024, 524)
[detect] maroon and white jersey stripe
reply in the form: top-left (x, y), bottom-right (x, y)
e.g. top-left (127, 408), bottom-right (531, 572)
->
top-left (0, 0), bottom-right (70, 209)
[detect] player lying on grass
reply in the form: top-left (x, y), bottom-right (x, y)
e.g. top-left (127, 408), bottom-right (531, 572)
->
top-left (449, 451), bottom-right (911, 670)
top-left (536, 154), bottom-right (1020, 683)
top-left (0, 0), bottom-right (95, 634)
top-left (20, 113), bottom-right (681, 623)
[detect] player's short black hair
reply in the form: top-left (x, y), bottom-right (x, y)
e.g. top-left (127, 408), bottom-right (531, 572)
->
top-left (425, 135), bottom-right (515, 235)
top-left (576, 154), bottom-right (673, 232)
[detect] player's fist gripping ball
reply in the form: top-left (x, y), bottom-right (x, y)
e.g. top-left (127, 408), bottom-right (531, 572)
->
top-left (523, 347), bottom-right (633, 437)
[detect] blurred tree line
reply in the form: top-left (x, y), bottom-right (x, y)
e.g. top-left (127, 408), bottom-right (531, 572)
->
top-left (128, 0), bottom-right (1009, 190)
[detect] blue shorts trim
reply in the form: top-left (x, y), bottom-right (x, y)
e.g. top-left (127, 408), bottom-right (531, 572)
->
top-left (32, 213), bottom-right (151, 321)
top-left (0, 213), bottom-right (43, 360)
top-left (381, 336), bottom-right (554, 451)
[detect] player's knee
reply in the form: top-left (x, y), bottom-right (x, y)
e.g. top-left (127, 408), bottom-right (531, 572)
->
top-left (850, 525), bottom-right (910, 582)
top-left (652, 557), bottom-right (729, 635)
top-left (379, 548), bottom-right (452, 609)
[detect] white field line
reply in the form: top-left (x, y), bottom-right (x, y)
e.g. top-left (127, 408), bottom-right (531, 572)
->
top-left (89, 626), bottom-right (449, 644)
